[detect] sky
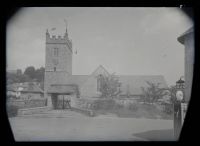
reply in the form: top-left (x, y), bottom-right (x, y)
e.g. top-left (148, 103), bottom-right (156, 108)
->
top-left (6, 7), bottom-right (193, 86)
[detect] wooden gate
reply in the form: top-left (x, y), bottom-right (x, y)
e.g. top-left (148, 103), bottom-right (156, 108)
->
top-left (51, 94), bottom-right (71, 109)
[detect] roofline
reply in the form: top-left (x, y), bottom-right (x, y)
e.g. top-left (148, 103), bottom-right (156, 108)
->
top-left (177, 27), bottom-right (194, 44)
top-left (90, 65), bottom-right (110, 76)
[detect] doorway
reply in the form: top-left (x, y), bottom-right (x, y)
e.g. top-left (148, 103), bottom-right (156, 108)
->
top-left (51, 94), bottom-right (71, 109)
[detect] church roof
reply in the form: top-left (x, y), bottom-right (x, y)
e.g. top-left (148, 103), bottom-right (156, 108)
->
top-left (90, 65), bottom-right (110, 77)
top-left (66, 75), bottom-right (89, 86)
top-left (47, 65), bottom-right (167, 95)
top-left (47, 84), bottom-right (77, 94)
top-left (118, 75), bottom-right (167, 95)
top-left (64, 65), bottom-right (109, 87)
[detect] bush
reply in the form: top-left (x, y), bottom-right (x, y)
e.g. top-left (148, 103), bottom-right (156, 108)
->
top-left (128, 103), bottom-right (138, 112)
top-left (7, 105), bottom-right (19, 117)
top-left (91, 99), bottom-right (116, 110)
top-left (162, 103), bottom-right (173, 115)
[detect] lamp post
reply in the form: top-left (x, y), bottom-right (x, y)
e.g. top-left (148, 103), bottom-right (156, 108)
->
top-left (174, 77), bottom-right (185, 140)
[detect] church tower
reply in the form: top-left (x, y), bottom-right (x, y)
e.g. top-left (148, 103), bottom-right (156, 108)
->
top-left (44, 26), bottom-right (73, 106)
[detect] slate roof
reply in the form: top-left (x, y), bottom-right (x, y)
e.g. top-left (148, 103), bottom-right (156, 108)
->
top-left (91, 65), bottom-right (110, 77)
top-left (66, 75), bottom-right (89, 86)
top-left (21, 83), bottom-right (43, 93)
top-left (72, 66), bottom-right (167, 95)
top-left (118, 75), bottom-right (168, 95)
top-left (47, 84), bottom-right (77, 94)
top-left (7, 82), bottom-right (43, 93)
top-left (46, 65), bottom-right (168, 95)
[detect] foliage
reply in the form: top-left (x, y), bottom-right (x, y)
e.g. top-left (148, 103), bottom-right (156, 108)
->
top-left (128, 103), bottom-right (138, 112)
top-left (167, 85), bottom-right (177, 104)
top-left (73, 84), bottom-right (80, 98)
top-left (24, 66), bottom-right (36, 79)
top-left (141, 81), bottom-right (167, 104)
top-left (7, 66), bottom-right (45, 84)
top-left (7, 105), bottom-right (19, 117)
top-left (162, 103), bottom-right (173, 115)
top-left (91, 99), bottom-right (172, 119)
top-left (91, 99), bottom-right (116, 110)
top-left (34, 67), bottom-right (45, 82)
top-left (16, 69), bottom-right (22, 75)
top-left (98, 73), bottom-right (121, 98)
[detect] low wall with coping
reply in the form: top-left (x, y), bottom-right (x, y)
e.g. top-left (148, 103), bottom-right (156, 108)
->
top-left (18, 106), bottom-right (52, 115)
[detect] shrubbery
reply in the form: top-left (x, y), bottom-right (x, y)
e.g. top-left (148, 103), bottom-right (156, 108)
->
top-left (128, 103), bottom-right (138, 112)
top-left (78, 98), bottom-right (172, 119)
top-left (91, 99), bottom-right (116, 110)
top-left (162, 103), bottom-right (173, 115)
top-left (7, 105), bottom-right (19, 117)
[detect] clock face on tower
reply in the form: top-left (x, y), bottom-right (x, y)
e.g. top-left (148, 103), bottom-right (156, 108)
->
top-left (52, 58), bottom-right (59, 66)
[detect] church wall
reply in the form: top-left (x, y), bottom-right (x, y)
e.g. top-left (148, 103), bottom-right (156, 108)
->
top-left (80, 76), bottom-right (99, 98)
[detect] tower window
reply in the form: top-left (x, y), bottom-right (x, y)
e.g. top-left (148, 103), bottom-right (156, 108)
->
top-left (54, 48), bottom-right (59, 57)
top-left (54, 67), bottom-right (56, 71)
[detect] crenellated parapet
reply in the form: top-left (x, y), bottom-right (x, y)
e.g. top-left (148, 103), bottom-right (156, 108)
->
top-left (46, 29), bottom-right (72, 50)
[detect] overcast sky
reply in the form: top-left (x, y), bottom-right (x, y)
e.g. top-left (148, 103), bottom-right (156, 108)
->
top-left (6, 7), bottom-right (193, 85)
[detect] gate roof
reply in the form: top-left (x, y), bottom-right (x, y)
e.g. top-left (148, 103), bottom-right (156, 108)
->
top-left (47, 84), bottom-right (77, 94)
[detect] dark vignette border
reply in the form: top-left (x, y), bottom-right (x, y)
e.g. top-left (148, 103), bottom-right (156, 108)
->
top-left (1, 0), bottom-right (199, 145)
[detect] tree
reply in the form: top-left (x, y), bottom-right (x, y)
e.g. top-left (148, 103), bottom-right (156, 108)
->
top-left (7, 72), bottom-right (19, 84)
top-left (24, 66), bottom-right (36, 79)
top-left (98, 73), bottom-right (121, 98)
top-left (141, 81), bottom-right (167, 104)
top-left (16, 69), bottom-right (22, 75)
top-left (35, 67), bottom-right (45, 82)
top-left (164, 85), bottom-right (177, 104)
top-left (18, 74), bottom-right (31, 82)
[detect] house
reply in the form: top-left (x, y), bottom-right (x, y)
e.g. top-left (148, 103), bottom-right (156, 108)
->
top-left (7, 82), bottom-right (44, 100)
top-left (177, 27), bottom-right (194, 102)
top-left (44, 25), bottom-right (168, 109)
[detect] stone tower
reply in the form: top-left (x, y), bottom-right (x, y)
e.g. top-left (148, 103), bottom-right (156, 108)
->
top-left (44, 26), bottom-right (73, 107)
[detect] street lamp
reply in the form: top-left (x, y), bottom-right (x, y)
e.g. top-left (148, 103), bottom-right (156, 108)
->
top-left (174, 77), bottom-right (185, 140)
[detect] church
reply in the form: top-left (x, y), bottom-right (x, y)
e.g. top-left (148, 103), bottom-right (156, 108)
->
top-left (44, 25), bottom-right (167, 109)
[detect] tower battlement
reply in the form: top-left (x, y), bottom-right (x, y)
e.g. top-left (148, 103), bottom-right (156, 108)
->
top-left (47, 34), bottom-right (66, 40)
top-left (46, 30), bottom-right (72, 49)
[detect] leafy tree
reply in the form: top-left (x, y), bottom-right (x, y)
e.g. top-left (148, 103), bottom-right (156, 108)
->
top-left (98, 73), bottom-right (121, 98)
top-left (163, 85), bottom-right (177, 104)
top-left (24, 66), bottom-right (36, 79)
top-left (18, 74), bottom-right (32, 82)
top-left (35, 67), bottom-right (45, 82)
top-left (7, 72), bottom-right (19, 84)
top-left (141, 81), bottom-right (167, 104)
top-left (7, 66), bottom-right (45, 84)
top-left (16, 69), bottom-right (22, 75)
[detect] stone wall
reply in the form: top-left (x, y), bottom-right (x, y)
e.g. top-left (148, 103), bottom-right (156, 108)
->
top-left (7, 98), bottom-right (47, 109)
top-left (18, 106), bottom-right (51, 115)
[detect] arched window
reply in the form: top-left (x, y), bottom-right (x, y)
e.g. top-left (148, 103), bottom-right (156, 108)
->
top-left (97, 74), bottom-right (103, 92)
